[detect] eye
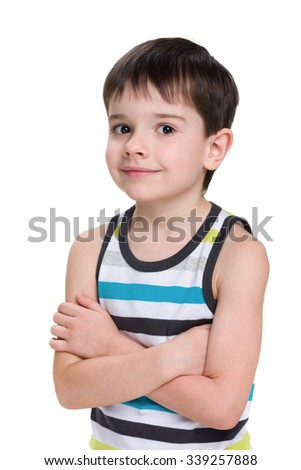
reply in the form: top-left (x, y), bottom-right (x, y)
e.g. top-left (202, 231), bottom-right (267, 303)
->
top-left (113, 124), bottom-right (131, 135)
top-left (157, 125), bottom-right (175, 135)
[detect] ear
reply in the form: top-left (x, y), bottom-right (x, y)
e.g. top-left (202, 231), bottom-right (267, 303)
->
top-left (204, 128), bottom-right (233, 171)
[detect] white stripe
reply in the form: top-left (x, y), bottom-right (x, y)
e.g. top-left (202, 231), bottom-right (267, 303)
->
top-left (121, 331), bottom-right (172, 347)
top-left (99, 263), bottom-right (205, 288)
top-left (103, 248), bottom-right (211, 273)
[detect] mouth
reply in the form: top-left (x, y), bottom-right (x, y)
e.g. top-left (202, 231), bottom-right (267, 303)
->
top-left (120, 167), bottom-right (161, 178)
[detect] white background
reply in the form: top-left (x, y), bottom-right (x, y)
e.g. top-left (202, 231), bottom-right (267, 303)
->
top-left (1, 1), bottom-right (300, 468)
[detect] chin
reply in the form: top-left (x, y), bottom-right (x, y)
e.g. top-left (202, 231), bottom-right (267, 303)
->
top-left (121, 187), bottom-right (158, 203)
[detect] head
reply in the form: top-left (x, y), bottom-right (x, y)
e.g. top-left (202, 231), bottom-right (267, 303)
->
top-left (103, 37), bottom-right (239, 193)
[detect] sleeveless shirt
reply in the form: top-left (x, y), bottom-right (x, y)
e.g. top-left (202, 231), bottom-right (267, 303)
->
top-left (90, 202), bottom-right (254, 450)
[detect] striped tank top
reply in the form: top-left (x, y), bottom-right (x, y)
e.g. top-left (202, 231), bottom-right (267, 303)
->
top-left (90, 202), bottom-right (253, 450)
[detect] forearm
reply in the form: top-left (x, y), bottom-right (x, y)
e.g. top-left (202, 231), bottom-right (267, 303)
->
top-left (109, 336), bottom-right (211, 421)
top-left (108, 335), bottom-right (246, 429)
top-left (103, 335), bottom-right (225, 427)
top-left (148, 375), bottom-right (239, 430)
top-left (51, 297), bottom-right (220, 420)
top-left (54, 339), bottom-right (186, 410)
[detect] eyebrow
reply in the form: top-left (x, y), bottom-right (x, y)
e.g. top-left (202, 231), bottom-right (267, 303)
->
top-left (108, 113), bottom-right (186, 122)
top-left (153, 113), bottom-right (186, 122)
top-left (108, 114), bottom-right (127, 121)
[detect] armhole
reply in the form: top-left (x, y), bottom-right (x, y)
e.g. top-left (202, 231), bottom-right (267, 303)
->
top-left (95, 214), bottom-right (120, 283)
top-left (203, 215), bottom-right (253, 314)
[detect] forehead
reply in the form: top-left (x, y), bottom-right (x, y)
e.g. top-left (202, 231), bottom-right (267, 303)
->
top-left (107, 83), bottom-right (193, 114)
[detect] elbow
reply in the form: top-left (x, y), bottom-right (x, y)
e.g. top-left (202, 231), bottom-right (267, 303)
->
top-left (53, 358), bottom-right (88, 409)
top-left (196, 378), bottom-right (248, 430)
top-left (56, 394), bottom-right (77, 410)
top-left (210, 412), bottom-right (242, 431)
top-left (198, 400), bottom-right (245, 431)
top-left (54, 377), bottom-right (83, 410)
top-left (55, 384), bottom-right (77, 410)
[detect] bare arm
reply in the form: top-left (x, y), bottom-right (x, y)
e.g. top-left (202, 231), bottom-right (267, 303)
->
top-left (149, 228), bottom-right (269, 429)
top-left (51, 228), bottom-right (207, 409)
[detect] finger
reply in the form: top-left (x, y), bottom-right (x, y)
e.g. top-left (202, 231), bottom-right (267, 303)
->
top-left (76, 294), bottom-right (102, 312)
top-left (50, 324), bottom-right (69, 340)
top-left (53, 311), bottom-right (71, 327)
top-left (57, 302), bottom-right (80, 316)
top-left (49, 337), bottom-right (69, 352)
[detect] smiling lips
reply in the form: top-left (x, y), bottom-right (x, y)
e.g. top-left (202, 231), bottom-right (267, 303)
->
top-left (121, 167), bottom-right (161, 178)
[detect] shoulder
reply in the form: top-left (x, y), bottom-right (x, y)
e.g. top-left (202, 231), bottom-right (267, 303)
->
top-left (223, 223), bottom-right (269, 273)
top-left (68, 224), bottom-right (108, 262)
top-left (65, 224), bottom-right (108, 302)
top-left (213, 223), bottom-right (270, 300)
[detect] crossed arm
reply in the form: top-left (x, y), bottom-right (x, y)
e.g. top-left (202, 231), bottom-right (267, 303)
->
top-left (50, 225), bottom-right (269, 430)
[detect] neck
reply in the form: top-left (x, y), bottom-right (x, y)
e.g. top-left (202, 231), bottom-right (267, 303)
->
top-left (132, 197), bottom-right (211, 233)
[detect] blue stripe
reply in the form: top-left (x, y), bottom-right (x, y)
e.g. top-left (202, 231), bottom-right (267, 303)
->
top-left (98, 281), bottom-right (205, 304)
top-left (248, 384), bottom-right (255, 401)
top-left (122, 397), bottom-right (176, 414)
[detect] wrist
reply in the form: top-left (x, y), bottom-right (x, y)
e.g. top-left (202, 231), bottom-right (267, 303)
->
top-left (156, 339), bottom-right (186, 380)
top-left (165, 329), bottom-right (205, 377)
top-left (108, 331), bottom-right (145, 355)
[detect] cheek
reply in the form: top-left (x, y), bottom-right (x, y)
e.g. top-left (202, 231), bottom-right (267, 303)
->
top-left (105, 144), bottom-right (124, 189)
top-left (104, 148), bottom-right (111, 168)
top-left (105, 142), bottom-right (118, 169)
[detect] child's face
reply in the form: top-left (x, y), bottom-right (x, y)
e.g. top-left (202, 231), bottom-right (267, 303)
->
top-left (105, 85), bottom-right (212, 206)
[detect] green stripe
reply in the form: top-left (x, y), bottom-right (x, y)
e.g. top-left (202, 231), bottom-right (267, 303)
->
top-left (113, 224), bottom-right (120, 238)
top-left (202, 228), bottom-right (219, 244)
top-left (226, 432), bottom-right (251, 450)
top-left (89, 435), bottom-right (118, 450)
top-left (98, 281), bottom-right (205, 304)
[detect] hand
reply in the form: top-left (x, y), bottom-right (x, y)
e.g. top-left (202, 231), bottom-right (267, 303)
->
top-left (171, 324), bottom-right (211, 376)
top-left (49, 295), bottom-right (120, 358)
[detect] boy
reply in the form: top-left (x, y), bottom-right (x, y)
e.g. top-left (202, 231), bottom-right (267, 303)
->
top-left (50, 37), bottom-right (269, 450)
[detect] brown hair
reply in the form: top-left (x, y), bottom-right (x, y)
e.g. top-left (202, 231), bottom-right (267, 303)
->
top-left (103, 37), bottom-right (239, 192)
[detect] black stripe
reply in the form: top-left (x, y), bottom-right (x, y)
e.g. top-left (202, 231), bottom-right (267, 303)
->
top-left (203, 215), bottom-right (253, 313)
top-left (95, 213), bottom-right (121, 282)
top-left (91, 408), bottom-right (248, 444)
top-left (111, 315), bottom-right (212, 336)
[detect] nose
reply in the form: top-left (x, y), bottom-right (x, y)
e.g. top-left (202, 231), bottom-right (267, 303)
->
top-left (123, 132), bottom-right (148, 159)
